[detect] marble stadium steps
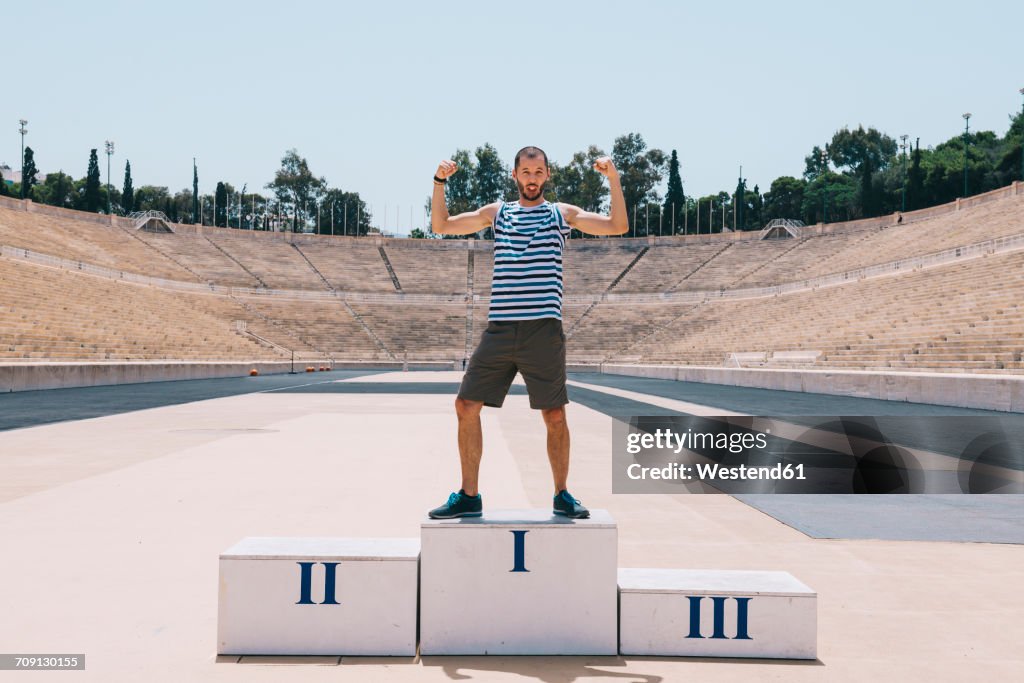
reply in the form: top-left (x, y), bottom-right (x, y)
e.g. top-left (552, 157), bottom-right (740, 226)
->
top-left (0, 257), bottom-right (281, 361)
top-left (136, 230), bottom-right (261, 287)
top-left (0, 206), bottom-right (197, 282)
top-left (615, 249), bottom-right (1024, 372)
top-left (0, 190), bottom-right (1021, 371)
top-left (292, 240), bottom-right (396, 293)
top-left (238, 298), bottom-right (385, 360)
top-left (204, 231), bottom-right (329, 291)
top-left (384, 243), bottom-right (470, 295)
top-left (347, 302), bottom-right (467, 361)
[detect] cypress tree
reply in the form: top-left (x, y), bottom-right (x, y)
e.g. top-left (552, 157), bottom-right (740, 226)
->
top-left (122, 160), bottom-right (134, 214)
top-left (735, 176), bottom-right (746, 230)
top-left (164, 197), bottom-right (177, 222)
top-left (215, 182), bottom-right (227, 227)
top-left (21, 147), bottom-right (38, 200)
top-left (907, 139), bottom-right (923, 211)
top-left (860, 159), bottom-right (874, 217)
top-left (192, 160), bottom-right (199, 224)
top-left (662, 150), bottom-right (685, 235)
top-left (752, 184), bottom-right (763, 228)
top-left (84, 149), bottom-right (102, 212)
top-left (50, 171), bottom-right (73, 207)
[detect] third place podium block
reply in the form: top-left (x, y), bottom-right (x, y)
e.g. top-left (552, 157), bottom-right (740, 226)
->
top-left (420, 509), bottom-right (618, 655)
top-left (618, 568), bottom-right (817, 659)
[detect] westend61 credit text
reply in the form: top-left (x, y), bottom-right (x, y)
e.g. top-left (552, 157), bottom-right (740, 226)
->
top-left (612, 415), bottom-right (1024, 495)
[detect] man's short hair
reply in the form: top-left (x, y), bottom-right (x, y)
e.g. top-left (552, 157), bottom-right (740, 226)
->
top-left (514, 146), bottom-right (549, 170)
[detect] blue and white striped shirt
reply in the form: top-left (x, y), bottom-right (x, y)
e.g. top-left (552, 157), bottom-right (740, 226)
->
top-left (488, 200), bottom-right (571, 321)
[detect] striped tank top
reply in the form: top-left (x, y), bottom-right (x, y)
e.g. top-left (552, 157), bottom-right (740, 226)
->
top-left (488, 200), bottom-right (571, 321)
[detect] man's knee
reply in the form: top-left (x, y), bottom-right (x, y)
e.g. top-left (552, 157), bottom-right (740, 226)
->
top-left (541, 405), bottom-right (566, 427)
top-left (455, 397), bottom-right (484, 419)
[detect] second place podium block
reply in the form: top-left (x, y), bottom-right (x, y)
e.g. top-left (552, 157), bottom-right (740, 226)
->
top-left (218, 537), bottom-right (420, 656)
top-left (420, 509), bottom-right (618, 655)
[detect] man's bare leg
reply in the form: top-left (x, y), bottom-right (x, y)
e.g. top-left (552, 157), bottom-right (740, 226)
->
top-left (455, 398), bottom-right (485, 496)
top-left (541, 406), bottom-right (570, 493)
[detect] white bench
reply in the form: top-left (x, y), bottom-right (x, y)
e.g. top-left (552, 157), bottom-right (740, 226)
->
top-left (724, 352), bottom-right (768, 367)
top-left (619, 568), bottom-right (817, 659)
top-left (217, 537), bottom-right (419, 656)
top-left (419, 509), bottom-right (618, 655)
top-left (770, 350), bottom-right (823, 364)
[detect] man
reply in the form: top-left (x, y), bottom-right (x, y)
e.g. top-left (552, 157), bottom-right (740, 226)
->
top-left (427, 146), bottom-right (627, 519)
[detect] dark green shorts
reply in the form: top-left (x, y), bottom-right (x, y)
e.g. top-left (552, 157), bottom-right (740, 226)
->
top-left (457, 318), bottom-right (568, 410)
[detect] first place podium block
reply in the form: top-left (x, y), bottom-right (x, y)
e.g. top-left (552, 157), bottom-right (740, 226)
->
top-left (218, 537), bottom-right (420, 656)
top-left (420, 509), bottom-right (618, 655)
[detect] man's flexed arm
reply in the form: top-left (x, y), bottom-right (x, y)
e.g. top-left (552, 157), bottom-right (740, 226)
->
top-left (431, 159), bottom-right (498, 235)
top-left (558, 157), bottom-right (629, 236)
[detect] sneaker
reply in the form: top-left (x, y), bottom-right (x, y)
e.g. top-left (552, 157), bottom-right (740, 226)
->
top-left (553, 490), bottom-right (590, 519)
top-left (428, 490), bottom-right (483, 519)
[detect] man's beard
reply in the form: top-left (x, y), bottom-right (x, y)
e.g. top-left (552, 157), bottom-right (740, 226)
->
top-left (517, 178), bottom-right (546, 201)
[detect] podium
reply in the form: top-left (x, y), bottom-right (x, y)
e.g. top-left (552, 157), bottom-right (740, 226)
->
top-left (420, 510), bottom-right (618, 655)
top-left (217, 537), bottom-right (419, 656)
top-left (216, 510), bottom-right (817, 658)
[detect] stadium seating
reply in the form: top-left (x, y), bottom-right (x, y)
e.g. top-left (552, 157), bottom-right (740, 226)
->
top-left (384, 243), bottom-right (469, 295)
top-left (0, 257), bottom-right (281, 361)
top-left (1, 187), bottom-right (1021, 372)
top-left (0, 207), bottom-right (196, 281)
top-left (348, 302), bottom-right (467, 361)
top-left (613, 241), bottom-right (730, 292)
top-left (292, 239), bottom-right (397, 293)
top-left (606, 249), bottom-right (1024, 373)
top-left (136, 231), bottom-right (261, 287)
top-left (562, 242), bottom-right (645, 295)
top-left (239, 297), bottom-right (387, 359)
top-left (204, 231), bottom-right (330, 290)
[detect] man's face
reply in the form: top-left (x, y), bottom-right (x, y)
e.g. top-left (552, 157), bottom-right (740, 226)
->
top-left (513, 156), bottom-right (549, 201)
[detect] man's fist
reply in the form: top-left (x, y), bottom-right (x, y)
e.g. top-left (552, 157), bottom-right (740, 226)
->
top-left (592, 156), bottom-right (617, 178)
top-left (435, 160), bottom-right (458, 180)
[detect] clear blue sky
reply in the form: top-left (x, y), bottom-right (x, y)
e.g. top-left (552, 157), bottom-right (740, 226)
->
top-left (4, 0), bottom-right (1022, 234)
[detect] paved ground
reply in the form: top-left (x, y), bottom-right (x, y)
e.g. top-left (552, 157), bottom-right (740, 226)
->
top-left (0, 370), bottom-right (1021, 681)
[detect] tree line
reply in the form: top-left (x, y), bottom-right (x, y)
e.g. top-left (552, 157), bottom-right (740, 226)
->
top-left (0, 148), bottom-right (373, 236)
top-left (423, 111), bottom-right (1023, 238)
top-left (3, 109), bottom-right (1021, 238)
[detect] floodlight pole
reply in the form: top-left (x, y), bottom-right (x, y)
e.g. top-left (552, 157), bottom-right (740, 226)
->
top-left (819, 149), bottom-right (829, 223)
top-left (900, 134), bottom-right (909, 212)
top-left (735, 165), bottom-right (741, 231)
top-left (962, 113), bottom-right (971, 198)
top-left (104, 140), bottom-right (114, 214)
top-left (1019, 88), bottom-right (1024, 183)
top-left (18, 119), bottom-right (27, 197)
